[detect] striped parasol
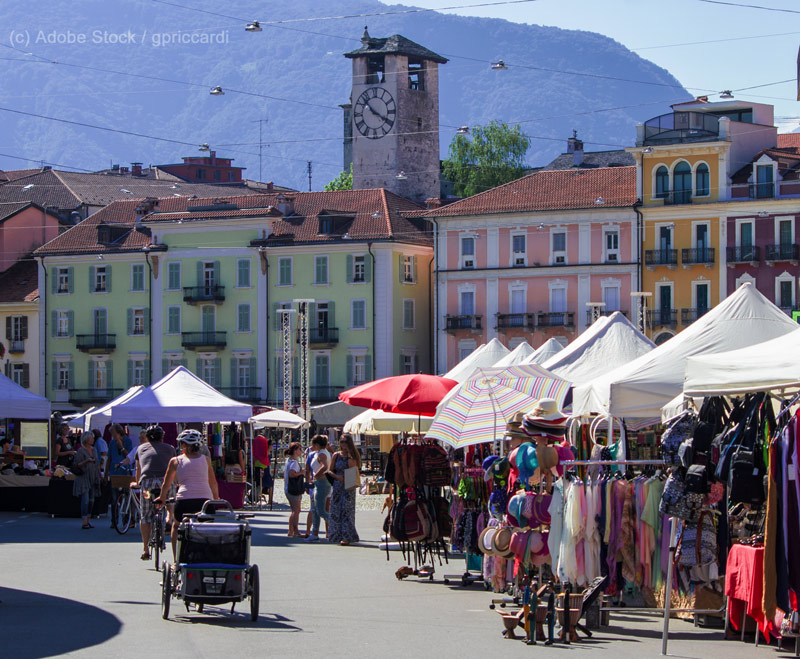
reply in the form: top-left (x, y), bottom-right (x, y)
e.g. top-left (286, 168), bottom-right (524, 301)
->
top-left (426, 364), bottom-right (571, 449)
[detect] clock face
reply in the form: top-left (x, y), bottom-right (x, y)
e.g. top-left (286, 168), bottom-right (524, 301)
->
top-left (353, 87), bottom-right (396, 139)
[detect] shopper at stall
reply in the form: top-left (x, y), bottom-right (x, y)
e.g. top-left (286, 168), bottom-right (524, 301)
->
top-left (327, 433), bottom-right (361, 546)
top-left (283, 442), bottom-right (304, 537)
top-left (305, 435), bottom-right (331, 543)
top-left (134, 425), bottom-right (176, 561)
top-left (303, 444), bottom-right (316, 538)
top-left (107, 423), bottom-right (133, 529)
top-left (54, 424), bottom-right (76, 467)
top-left (92, 430), bottom-right (108, 479)
top-left (73, 431), bottom-right (100, 530)
top-left (156, 429), bottom-right (219, 559)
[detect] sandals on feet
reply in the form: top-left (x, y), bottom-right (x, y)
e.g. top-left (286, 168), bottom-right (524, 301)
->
top-left (81, 523), bottom-right (92, 529)
top-left (140, 551), bottom-right (151, 560)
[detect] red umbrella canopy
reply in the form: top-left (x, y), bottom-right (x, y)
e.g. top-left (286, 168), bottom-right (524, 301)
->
top-left (339, 374), bottom-right (458, 416)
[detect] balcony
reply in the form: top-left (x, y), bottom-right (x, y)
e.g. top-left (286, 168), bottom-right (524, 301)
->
top-left (586, 310), bottom-right (627, 325)
top-left (183, 285), bottom-right (225, 305)
top-left (76, 334), bottom-right (116, 354)
top-left (69, 388), bottom-right (123, 405)
top-left (648, 309), bottom-right (678, 328)
top-left (302, 327), bottom-right (339, 346)
top-left (642, 111), bottom-right (719, 146)
top-left (726, 245), bottom-right (760, 264)
top-left (496, 313), bottom-right (535, 330)
top-left (537, 311), bottom-right (574, 328)
top-left (681, 247), bottom-right (715, 266)
top-left (681, 308), bottom-right (710, 325)
top-left (661, 190), bottom-right (692, 205)
top-left (293, 386), bottom-right (345, 404)
top-left (181, 331), bottom-right (227, 350)
top-left (749, 182), bottom-right (775, 199)
top-left (219, 386), bottom-right (262, 403)
top-left (645, 249), bottom-right (678, 268)
top-left (8, 339), bottom-right (24, 354)
top-left (765, 244), bottom-right (800, 264)
top-left (445, 315), bottom-right (482, 332)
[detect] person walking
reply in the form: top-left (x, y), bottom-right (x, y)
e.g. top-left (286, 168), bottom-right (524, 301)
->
top-left (134, 425), bottom-right (176, 561)
top-left (107, 423), bottom-right (132, 529)
top-left (304, 435), bottom-right (331, 543)
top-left (73, 431), bottom-right (101, 530)
top-left (155, 429), bottom-right (219, 559)
top-left (283, 442), bottom-right (304, 537)
top-left (328, 434), bottom-right (361, 546)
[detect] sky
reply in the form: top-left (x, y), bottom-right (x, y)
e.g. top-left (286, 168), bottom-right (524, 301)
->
top-left (402, 0), bottom-right (800, 132)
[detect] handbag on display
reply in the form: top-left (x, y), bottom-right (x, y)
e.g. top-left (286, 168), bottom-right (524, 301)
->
top-left (684, 464), bottom-right (708, 495)
top-left (660, 412), bottom-right (698, 467)
top-left (729, 447), bottom-right (765, 505)
top-left (677, 511), bottom-right (717, 567)
top-left (344, 466), bottom-right (360, 491)
top-left (659, 470), bottom-right (685, 516)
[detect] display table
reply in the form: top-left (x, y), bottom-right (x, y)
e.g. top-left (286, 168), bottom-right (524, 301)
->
top-left (0, 473), bottom-right (50, 512)
top-left (47, 478), bottom-right (111, 518)
top-left (725, 543), bottom-right (774, 642)
top-left (216, 478), bottom-right (245, 509)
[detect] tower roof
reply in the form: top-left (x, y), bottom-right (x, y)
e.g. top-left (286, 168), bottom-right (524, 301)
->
top-left (344, 31), bottom-right (448, 64)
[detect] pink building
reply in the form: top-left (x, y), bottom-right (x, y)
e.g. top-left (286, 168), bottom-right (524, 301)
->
top-left (420, 167), bottom-right (639, 372)
top-left (0, 202), bottom-right (63, 272)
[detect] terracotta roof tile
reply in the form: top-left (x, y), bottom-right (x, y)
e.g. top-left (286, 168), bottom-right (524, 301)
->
top-left (416, 167), bottom-right (637, 217)
top-left (777, 134), bottom-right (800, 149)
top-left (731, 146), bottom-right (800, 183)
top-left (0, 259), bottom-right (38, 303)
top-left (0, 202), bottom-right (35, 223)
top-left (0, 169), bottom-right (45, 182)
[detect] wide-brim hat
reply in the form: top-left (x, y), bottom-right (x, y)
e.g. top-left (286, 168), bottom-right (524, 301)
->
top-left (492, 527), bottom-right (515, 559)
top-left (506, 411), bottom-right (528, 439)
top-left (479, 527), bottom-right (498, 556)
top-left (523, 398), bottom-right (567, 438)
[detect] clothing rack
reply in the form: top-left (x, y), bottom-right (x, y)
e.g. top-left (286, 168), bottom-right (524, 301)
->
top-left (561, 459), bottom-right (666, 466)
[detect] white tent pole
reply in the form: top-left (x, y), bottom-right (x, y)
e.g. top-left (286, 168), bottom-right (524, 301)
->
top-left (661, 516), bottom-right (677, 655)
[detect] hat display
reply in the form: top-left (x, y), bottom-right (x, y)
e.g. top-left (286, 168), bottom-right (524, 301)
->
top-left (479, 527), bottom-right (498, 556)
top-left (522, 398), bottom-right (567, 438)
top-left (491, 527), bottom-right (515, 559)
top-left (510, 529), bottom-right (532, 562)
top-left (505, 411), bottom-right (528, 439)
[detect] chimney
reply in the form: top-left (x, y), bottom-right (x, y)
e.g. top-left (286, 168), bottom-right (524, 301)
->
top-left (567, 131), bottom-right (584, 167)
top-left (111, 163), bottom-right (120, 172)
top-left (266, 181), bottom-right (274, 192)
top-left (119, 166), bottom-right (129, 174)
top-left (209, 151), bottom-right (216, 164)
top-left (131, 162), bottom-right (143, 176)
top-left (425, 197), bottom-right (442, 209)
top-left (275, 193), bottom-right (295, 216)
top-left (134, 197), bottom-right (159, 227)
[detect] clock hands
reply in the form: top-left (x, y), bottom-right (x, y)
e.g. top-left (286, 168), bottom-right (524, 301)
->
top-left (366, 101), bottom-right (388, 123)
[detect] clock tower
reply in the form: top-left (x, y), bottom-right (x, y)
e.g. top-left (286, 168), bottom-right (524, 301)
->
top-left (344, 29), bottom-right (447, 202)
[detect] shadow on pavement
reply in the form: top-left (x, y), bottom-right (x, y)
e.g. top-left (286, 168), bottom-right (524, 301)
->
top-left (167, 607), bottom-right (302, 631)
top-left (0, 587), bottom-right (122, 659)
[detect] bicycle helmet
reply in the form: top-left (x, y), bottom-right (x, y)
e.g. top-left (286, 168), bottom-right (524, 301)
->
top-left (177, 429), bottom-right (202, 445)
top-left (145, 425), bottom-right (164, 442)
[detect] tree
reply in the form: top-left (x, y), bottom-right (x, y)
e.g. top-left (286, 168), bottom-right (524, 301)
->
top-left (324, 164), bottom-right (353, 191)
top-left (442, 121), bottom-right (531, 198)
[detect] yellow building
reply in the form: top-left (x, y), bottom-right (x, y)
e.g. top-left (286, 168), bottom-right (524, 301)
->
top-left (628, 98), bottom-right (778, 343)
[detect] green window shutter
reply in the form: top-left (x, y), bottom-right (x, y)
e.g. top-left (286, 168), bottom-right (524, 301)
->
top-left (68, 362), bottom-right (74, 389)
top-left (230, 358), bottom-right (237, 388)
top-left (89, 266), bottom-right (95, 292)
top-left (308, 303), bottom-right (316, 326)
top-left (106, 266), bottom-right (112, 292)
top-left (162, 358), bottom-right (168, 375)
top-left (88, 361), bottom-right (96, 388)
top-left (5, 317), bottom-right (10, 340)
top-left (127, 360), bottom-right (133, 387)
top-left (346, 354), bottom-right (354, 387)
top-left (107, 361), bottom-right (114, 388)
top-left (143, 359), bottom-right (150, 385)
top-left (249, 357), bottom-right (257, 384)
top-left (364, 254), bottom-right (372, 283)
top-left (4, 362), bottom-right (8, 377)
top-left (213, 261), bottom-right (221, 286)
top-left (21, 363), bottom-right (29, 389)
top-left (328, 301), bottom-right (335, 327)
top-left (50, 311), bottom-right (57, 337)
top-left (127, 308), bottom-right (133, 336)
top-left (412, 256), bottom-right (418, 283)
top-left (67, 310), bottom-right (74, 337)
top-left (67, 267), bottom-right (74, 293)
top-left (414, 354), bottom-right (419, 373)
top-left (399, 353), bottom-right (404, 374)
top-left (214, 358), bottom-right (221, 387)
top-left (365, 354), bottom-right (373, 380)
top-left (51, 269), bottom-right (58, 295)
top-left (346, 255), bottom-right (353, 283)
top-left (51, 362), bottom-right (58, 390)
top-left (143, 308), bottom-right (150, 335)
top-left (181, 358), bottom-right (187, 368)
top-left (196, 261), bottom-right (203, 286)
top-left (399, 254), bottom-right (404, 283)
top-left (20, 316), bottom-right (28, 340)
top-left (196, 359), bottom-right (202, 377)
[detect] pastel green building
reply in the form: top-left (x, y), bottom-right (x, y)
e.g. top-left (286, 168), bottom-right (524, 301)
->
top-left (35, 190), bottom-right (432, 411)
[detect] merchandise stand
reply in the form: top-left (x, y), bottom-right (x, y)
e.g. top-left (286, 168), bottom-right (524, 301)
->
top-left (444, 465), bottom-right (487, 588)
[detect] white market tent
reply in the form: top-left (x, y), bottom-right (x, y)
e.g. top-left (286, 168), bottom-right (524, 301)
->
top-left (250, 409), bottom-right (309, 429)
top-left (69, 386), bottom-right (145, 431)
top-left (683, 327), bottom-right (800, 396)
top-left (571, 283), bottom-right (799, 420)
top-left (310, 400), bottom-right (368, 427)
top-left (444, 338), bottom-right (510, 383)
top-left (108, 366), bottom-right (253, 422)
top-left (493, 341), bottom-right (536, 367)
top-left (343, 408), bottom-right (433, 435)
top-left (0, 372), bottom-right (51, 419)
top-left (542, 312), bottom-right (655, 385)
top-left (522, 338), bottom-right (564, 365)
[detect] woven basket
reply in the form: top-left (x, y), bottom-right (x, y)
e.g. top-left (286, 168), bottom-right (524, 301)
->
top-left (110, 475), bottom-right (135, 489)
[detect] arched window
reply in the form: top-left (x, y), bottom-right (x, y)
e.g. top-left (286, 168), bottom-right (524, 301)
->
top-left (655, 166), bottom-right (669, 198)
top-left (696, 163), bottom-right (710, 196)
top-left (673, 161), bottom-right (692, 203)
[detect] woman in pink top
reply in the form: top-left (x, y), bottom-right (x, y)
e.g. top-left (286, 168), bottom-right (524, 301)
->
top-left (156, 429), bottom-right (219, 559)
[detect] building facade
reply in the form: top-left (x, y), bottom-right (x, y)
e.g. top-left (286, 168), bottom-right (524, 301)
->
top-left (420, 167), bottom-right (638, 373)
top-left (34, 190), bottom-right (432, 411)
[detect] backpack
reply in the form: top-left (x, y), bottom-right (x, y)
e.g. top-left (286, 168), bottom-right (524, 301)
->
top-left (421, 444), bottom-right (452, 487)
top-left (401, 498), bottom-right (431, 542)
top-left (431, 495), bottom-right (452, 539)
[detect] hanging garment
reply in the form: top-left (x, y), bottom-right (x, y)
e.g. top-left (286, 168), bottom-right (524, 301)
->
top-left (642, 476), bottom-right (665, 590)
top-left (620, 481), bottom-right (637, 585)
top-left (584, 481), bottom-right (602, 582)
top-left (548, 478), bottom-right (565, 575)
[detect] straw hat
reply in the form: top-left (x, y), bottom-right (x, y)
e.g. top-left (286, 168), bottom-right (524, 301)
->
top-left (479, 527), bottom-right (498, 556)
top-left (505, 411), bottom-right (529, 440)
top-left (491, 527), bottom-right (515, 559)
top-left (523, 398), bottom-right (567, 438)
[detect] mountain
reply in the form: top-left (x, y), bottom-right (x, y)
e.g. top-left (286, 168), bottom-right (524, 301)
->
top-left (0, 0), bottom-right (689, 191)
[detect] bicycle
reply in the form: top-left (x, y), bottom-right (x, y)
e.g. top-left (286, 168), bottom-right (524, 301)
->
top-left (149, 487), bottom-right (167, 570)
top-left (113, 483), bottom-right (141, 534)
